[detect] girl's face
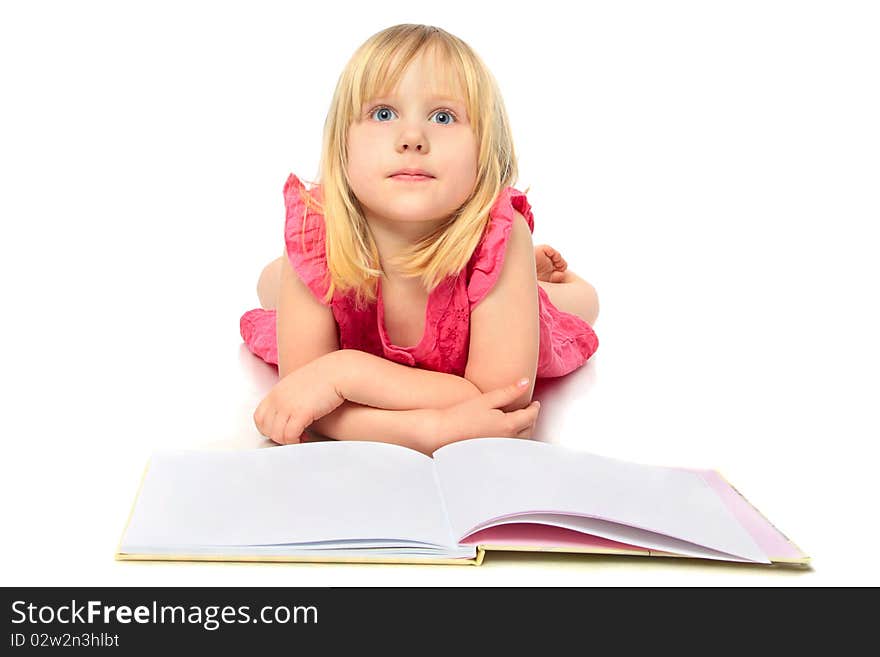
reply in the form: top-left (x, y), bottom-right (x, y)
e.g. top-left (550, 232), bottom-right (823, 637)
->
top-left (346, 50), bottom-right (478, 231)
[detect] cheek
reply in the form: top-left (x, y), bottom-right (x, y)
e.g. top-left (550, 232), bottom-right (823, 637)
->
top-left (443, 137), bottom-right (478, 184)
top-left (345, 133), bottom-right (375, 187)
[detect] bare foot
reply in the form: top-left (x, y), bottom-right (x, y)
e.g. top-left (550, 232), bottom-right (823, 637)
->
top-left (535, 244), bottom-right (568, 283)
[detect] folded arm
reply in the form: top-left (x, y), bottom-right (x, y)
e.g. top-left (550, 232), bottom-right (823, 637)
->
top-left (307, 401), bottom-right (436, 454)
top-left (308, 349), bottom-right (484, 454)
top-left (332, 348), bottom-right (483, 410)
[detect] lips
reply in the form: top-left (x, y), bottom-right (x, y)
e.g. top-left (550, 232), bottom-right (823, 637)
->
top-left (391, 173), bottom-right (433, 181)
top-left (389, 168), bottom-right (435, 178)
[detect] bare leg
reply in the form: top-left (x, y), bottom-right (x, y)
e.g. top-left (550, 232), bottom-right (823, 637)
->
top-left (257, 255), bottom-right (286, 310)
top-left (534, 244), bottom-right (599, 324)
top-left (538, 270), bottom-right (600, 325)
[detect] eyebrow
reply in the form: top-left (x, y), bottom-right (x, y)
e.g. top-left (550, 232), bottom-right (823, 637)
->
top-left (366, 95), bottom-right (466, 109)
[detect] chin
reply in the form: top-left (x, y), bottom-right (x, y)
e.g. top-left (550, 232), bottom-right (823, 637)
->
top-left (383, 194), bottom-right (442, 221)
top-left (385, 210), bottom-right (441, 224)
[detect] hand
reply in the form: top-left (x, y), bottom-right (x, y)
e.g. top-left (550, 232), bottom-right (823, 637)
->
top-left (253, 354), bottom-right (345, 445)
top-left (431, 379), bottom-right (541, 449)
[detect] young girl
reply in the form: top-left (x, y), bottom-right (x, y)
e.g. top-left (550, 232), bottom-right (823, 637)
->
top-left (240, 24), bottom-right (599, 456)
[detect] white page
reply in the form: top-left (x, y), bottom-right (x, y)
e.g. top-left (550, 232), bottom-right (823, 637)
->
top-left (121, 441), bottom-right (456, 552)
top-left (432, 438), bottom-right (768, 563)
top-left (470, 514), bottom-right (755, 563)
top-left (121, 545), bottom-right (478, 559)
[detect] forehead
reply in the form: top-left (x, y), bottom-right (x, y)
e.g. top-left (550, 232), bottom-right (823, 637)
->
top-left (363, 48), bottom-right (467, 107)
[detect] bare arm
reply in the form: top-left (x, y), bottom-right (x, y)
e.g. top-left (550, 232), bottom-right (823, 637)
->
top-left (331, 349), bottom-right (485, 410)
top-left (308, 349), bottom-right (534, 452)
top-left (308, 349), bottom-right (487, 453)
top-left (309, 382), bottom-right (539, 455)
top-left (465, 210), bottom-right (540, 412)
top-left (307, 401), bottom-right (439, 455)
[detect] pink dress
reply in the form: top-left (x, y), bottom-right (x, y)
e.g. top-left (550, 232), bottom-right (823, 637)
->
top-left (239, 173), bottom-right (598, 378)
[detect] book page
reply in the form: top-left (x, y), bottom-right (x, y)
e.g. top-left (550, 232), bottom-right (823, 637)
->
top-left (121, 441), bottom-right (456, 553)
top-left (464, 513), bottom-right (758, 562)
top-left (432, 438), bottom-right (768, 563)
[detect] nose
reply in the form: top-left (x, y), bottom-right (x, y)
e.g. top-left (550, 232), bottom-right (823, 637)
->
top-left (396, 123), bottom-right (428, 153)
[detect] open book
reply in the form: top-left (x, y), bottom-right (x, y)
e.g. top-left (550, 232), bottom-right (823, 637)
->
top-left (117, 438), bottom-right (809, 567)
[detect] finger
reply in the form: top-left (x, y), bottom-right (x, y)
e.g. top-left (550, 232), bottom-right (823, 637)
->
top-left (253, 400), bottom-right (266, 430)
top-left (282, 415), bottom-right (305, 445)
top-left (256, 408), bottom-right (270, 439)
top-left (515, 423), bottom-right (534, 439)
top-left (264, 410), bottom-right (278, 442)
top-left (481, 378), bottom-right (532, 409)
top-left (514, 417), bottom-right (534, 438)
top-left (256, 406), bottom-right (273, 438)
top-left (517, 415), bottom-right (539, 438)
top-left (508, 401), bottom-right (541, 434)
top-left (270, 412), bottom-right (289, 445)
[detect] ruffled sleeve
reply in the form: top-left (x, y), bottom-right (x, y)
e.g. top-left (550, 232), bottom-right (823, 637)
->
top-left (283, 173), bottom-right (331, 305)
top-left (467, 186), bottom-right (535, 308)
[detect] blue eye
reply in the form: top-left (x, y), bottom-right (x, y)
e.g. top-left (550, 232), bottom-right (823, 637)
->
top-left (372, 106), bottom-right (396, 122)
top-left (369, 105), bottom-right (457, 125)
top-left (432, 110), bottom-right (455, 125)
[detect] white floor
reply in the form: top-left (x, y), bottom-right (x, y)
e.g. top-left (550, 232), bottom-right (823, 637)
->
top-left (2, 1), bottom-right (878, 586)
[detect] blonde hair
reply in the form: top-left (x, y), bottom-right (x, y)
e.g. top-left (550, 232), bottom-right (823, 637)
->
top-left (300, 23), bottom-right (520, 308)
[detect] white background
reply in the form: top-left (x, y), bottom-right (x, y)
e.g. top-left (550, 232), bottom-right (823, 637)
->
top-left (1, 0), bottom-right (877, 586)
